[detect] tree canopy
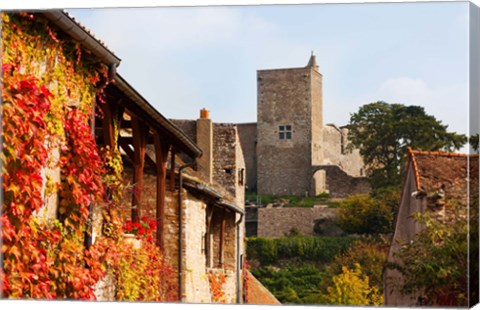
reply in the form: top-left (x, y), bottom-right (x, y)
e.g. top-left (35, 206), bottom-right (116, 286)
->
top-left (346, 102), bottom-right (467, 188)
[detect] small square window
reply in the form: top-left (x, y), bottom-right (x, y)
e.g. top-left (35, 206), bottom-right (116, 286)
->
top-left (279, 125), bottom-right (292, 140)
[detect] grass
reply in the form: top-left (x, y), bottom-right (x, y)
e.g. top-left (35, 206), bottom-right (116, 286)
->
top-left (245, 192), bottom-right (340, 208)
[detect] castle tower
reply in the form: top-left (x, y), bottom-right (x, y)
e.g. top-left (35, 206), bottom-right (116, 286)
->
top-left (256, 53), bottom-right (323, 196)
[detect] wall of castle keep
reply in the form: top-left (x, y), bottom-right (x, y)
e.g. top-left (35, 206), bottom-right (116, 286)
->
top-left (310, 67), bottom-right (324, 166)
top-left (256, 67), bottom-right (317, 196)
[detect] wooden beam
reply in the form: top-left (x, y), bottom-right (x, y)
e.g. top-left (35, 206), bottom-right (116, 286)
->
top-left (118, 136), bottom-right (155, 145)
top-left (131, 116), bottom-right (148, 223)
top-left (153, 131), bottom-right (169, 249)
top-left (99, 101), bottom-right (115, 149)
top-left (119, 139), bottom-right (158, 172)
top-left (119, 139), bottom-right (135, 162)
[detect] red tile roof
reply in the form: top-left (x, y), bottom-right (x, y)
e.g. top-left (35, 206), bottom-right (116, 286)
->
top-left (245, 270), bottom-right (281, 305)
top-left (407, 148), bottom-right (478, 213)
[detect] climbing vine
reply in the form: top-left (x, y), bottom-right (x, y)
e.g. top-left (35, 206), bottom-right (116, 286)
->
top-left (1, 12), bottom-right (109, 299)
top-left (208, 271), bottom-right (227, 303)
top-left (1, 12), bottom-right (178, 301)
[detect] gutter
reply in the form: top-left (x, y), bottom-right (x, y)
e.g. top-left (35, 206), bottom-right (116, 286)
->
top-left (235, 212), bottom-right (244, 304)
top-left (113, 74), bottom-right (202, 159)
top-left (42, 10), bottom-right (121, 67)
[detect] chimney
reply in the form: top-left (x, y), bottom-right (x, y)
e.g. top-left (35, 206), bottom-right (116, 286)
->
top-left (196, 108), bottom-right (213, 183)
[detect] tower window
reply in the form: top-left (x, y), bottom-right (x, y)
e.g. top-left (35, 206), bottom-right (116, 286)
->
top-left (279, 125), bottom-right (292, 140)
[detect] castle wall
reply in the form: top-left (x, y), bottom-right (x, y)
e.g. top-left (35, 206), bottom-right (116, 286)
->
top-left (236, 123), bottom-right (257, 193)
top-left (256, 67), bottom-right (317, 196)
top-left (310, 69), bottom-right (324, 166)
top-left (321, 125), bottom-right (365, 177)
top-left (312, 165), bottom-right (371, 198)
top-left (257, 206), bottom-right (340, 237)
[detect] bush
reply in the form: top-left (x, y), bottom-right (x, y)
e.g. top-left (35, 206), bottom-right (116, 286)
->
top-left (250, 263), bottom-right (325, 304)
top-left (321, 263), bottom-right (383, 306)
top-left (246, 236), bottom-right (355, 265)
top-left (337, 194), bottom-right (394, 234)
top-left (320, 237), bottom-right (388, 295)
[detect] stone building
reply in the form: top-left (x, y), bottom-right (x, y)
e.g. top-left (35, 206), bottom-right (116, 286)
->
top-left (384, 148), bottom-right (478, 306)
top-left (237, 54), bottom-right (370, 197)
top-left (112, 97), bottom-right (248, 302)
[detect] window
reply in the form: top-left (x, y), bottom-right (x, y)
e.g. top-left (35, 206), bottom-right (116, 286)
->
top-left (279, 125), bottom-right (292, 140)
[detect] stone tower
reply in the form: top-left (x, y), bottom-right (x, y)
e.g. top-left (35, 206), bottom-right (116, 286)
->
top-left (256, 53), bottom-right (323, 196)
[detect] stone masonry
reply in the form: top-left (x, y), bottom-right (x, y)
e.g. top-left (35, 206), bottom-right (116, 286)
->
top-left (236, 54), bottom-right (369, 198)
top-left (257, 205), bottom-right (340, 237)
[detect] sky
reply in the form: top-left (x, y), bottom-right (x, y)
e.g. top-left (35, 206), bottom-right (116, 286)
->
top-left (67, 1), bottom-right (470, 139)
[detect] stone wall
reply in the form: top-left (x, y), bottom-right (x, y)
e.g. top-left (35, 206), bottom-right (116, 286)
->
top-left (312, 165), bottom-right (371, 198)
top-left (163, 188), bottom-right (241, 303)
top-left (256, 66), bottom-right (318, 196)
top-left (321, 124), bottom-right (365, 177)
top-left (171, 119), bottom-right (246, 207)
top-left (257, 206), bottom-right (339, 237)
top-left (213, 124), bottom-right (242, 202)
top-left (237, 123), bottom-right (257, 193)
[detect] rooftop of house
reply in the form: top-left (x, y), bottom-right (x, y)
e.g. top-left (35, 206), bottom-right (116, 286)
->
top-left (245, 270), bottom-right (281, 305)
top-left (407, 148), bottom-right (478, 209)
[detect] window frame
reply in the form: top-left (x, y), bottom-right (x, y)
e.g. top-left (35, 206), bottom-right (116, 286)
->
top-left (278, 124), bottom-right (292, 140)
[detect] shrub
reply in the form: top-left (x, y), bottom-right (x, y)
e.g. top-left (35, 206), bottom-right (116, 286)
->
top-left (320, 237), bottom-right (388, 295)
top-left (390, 205), bottom-right (469, 306)
top-left (250, 263), bottom-right (325, 304)
top-left (337, 194), bottom-right (394, 234)
top-left (321, 263), bottom-right (383, 306)
top-left (246, 236), bottom-right (355, 265)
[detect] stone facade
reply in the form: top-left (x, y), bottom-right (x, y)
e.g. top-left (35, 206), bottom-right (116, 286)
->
top-left (171, 114), bottom-right (246, 207)
top-left (256, 205), bottom-right (340, 237)
top-left (312, 165), bottom-right (371, 198)
top-left (236, 54), bottom-right (368, 198)
top-left (237, 123), bottom-right (257, 193)
top-left (256, 60), bottom-right (322, 196)
top-left (122, 159), bottom-right (245, 303)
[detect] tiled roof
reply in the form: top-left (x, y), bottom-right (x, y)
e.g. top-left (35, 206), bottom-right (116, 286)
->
top-left (245, 270), bottom-right (281, 305)
top-left (407, 148), bottom-right (478, 211)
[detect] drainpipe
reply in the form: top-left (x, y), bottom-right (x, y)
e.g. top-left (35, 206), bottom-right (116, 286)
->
top-left (178, 160), bottom-right (196, 301)
top-left (236, 213), bottom-right (244, 304)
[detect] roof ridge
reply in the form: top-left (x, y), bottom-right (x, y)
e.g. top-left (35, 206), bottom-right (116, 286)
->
top-left (407, 147), bottom-right (422, 190)
top-left (409, 148), bottom-right (478, 158)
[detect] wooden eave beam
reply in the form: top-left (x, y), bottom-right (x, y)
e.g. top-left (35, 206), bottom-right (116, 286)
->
top-left (153, 131), bottom-right (170, 249)
top-left (131, 116), bottom-right (148, 223)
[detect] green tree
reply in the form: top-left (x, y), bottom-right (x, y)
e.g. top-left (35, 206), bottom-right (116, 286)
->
top-left (347, 102), bottom-right (466, 188)
top-left (470, 133), bottom-right (479, 152)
